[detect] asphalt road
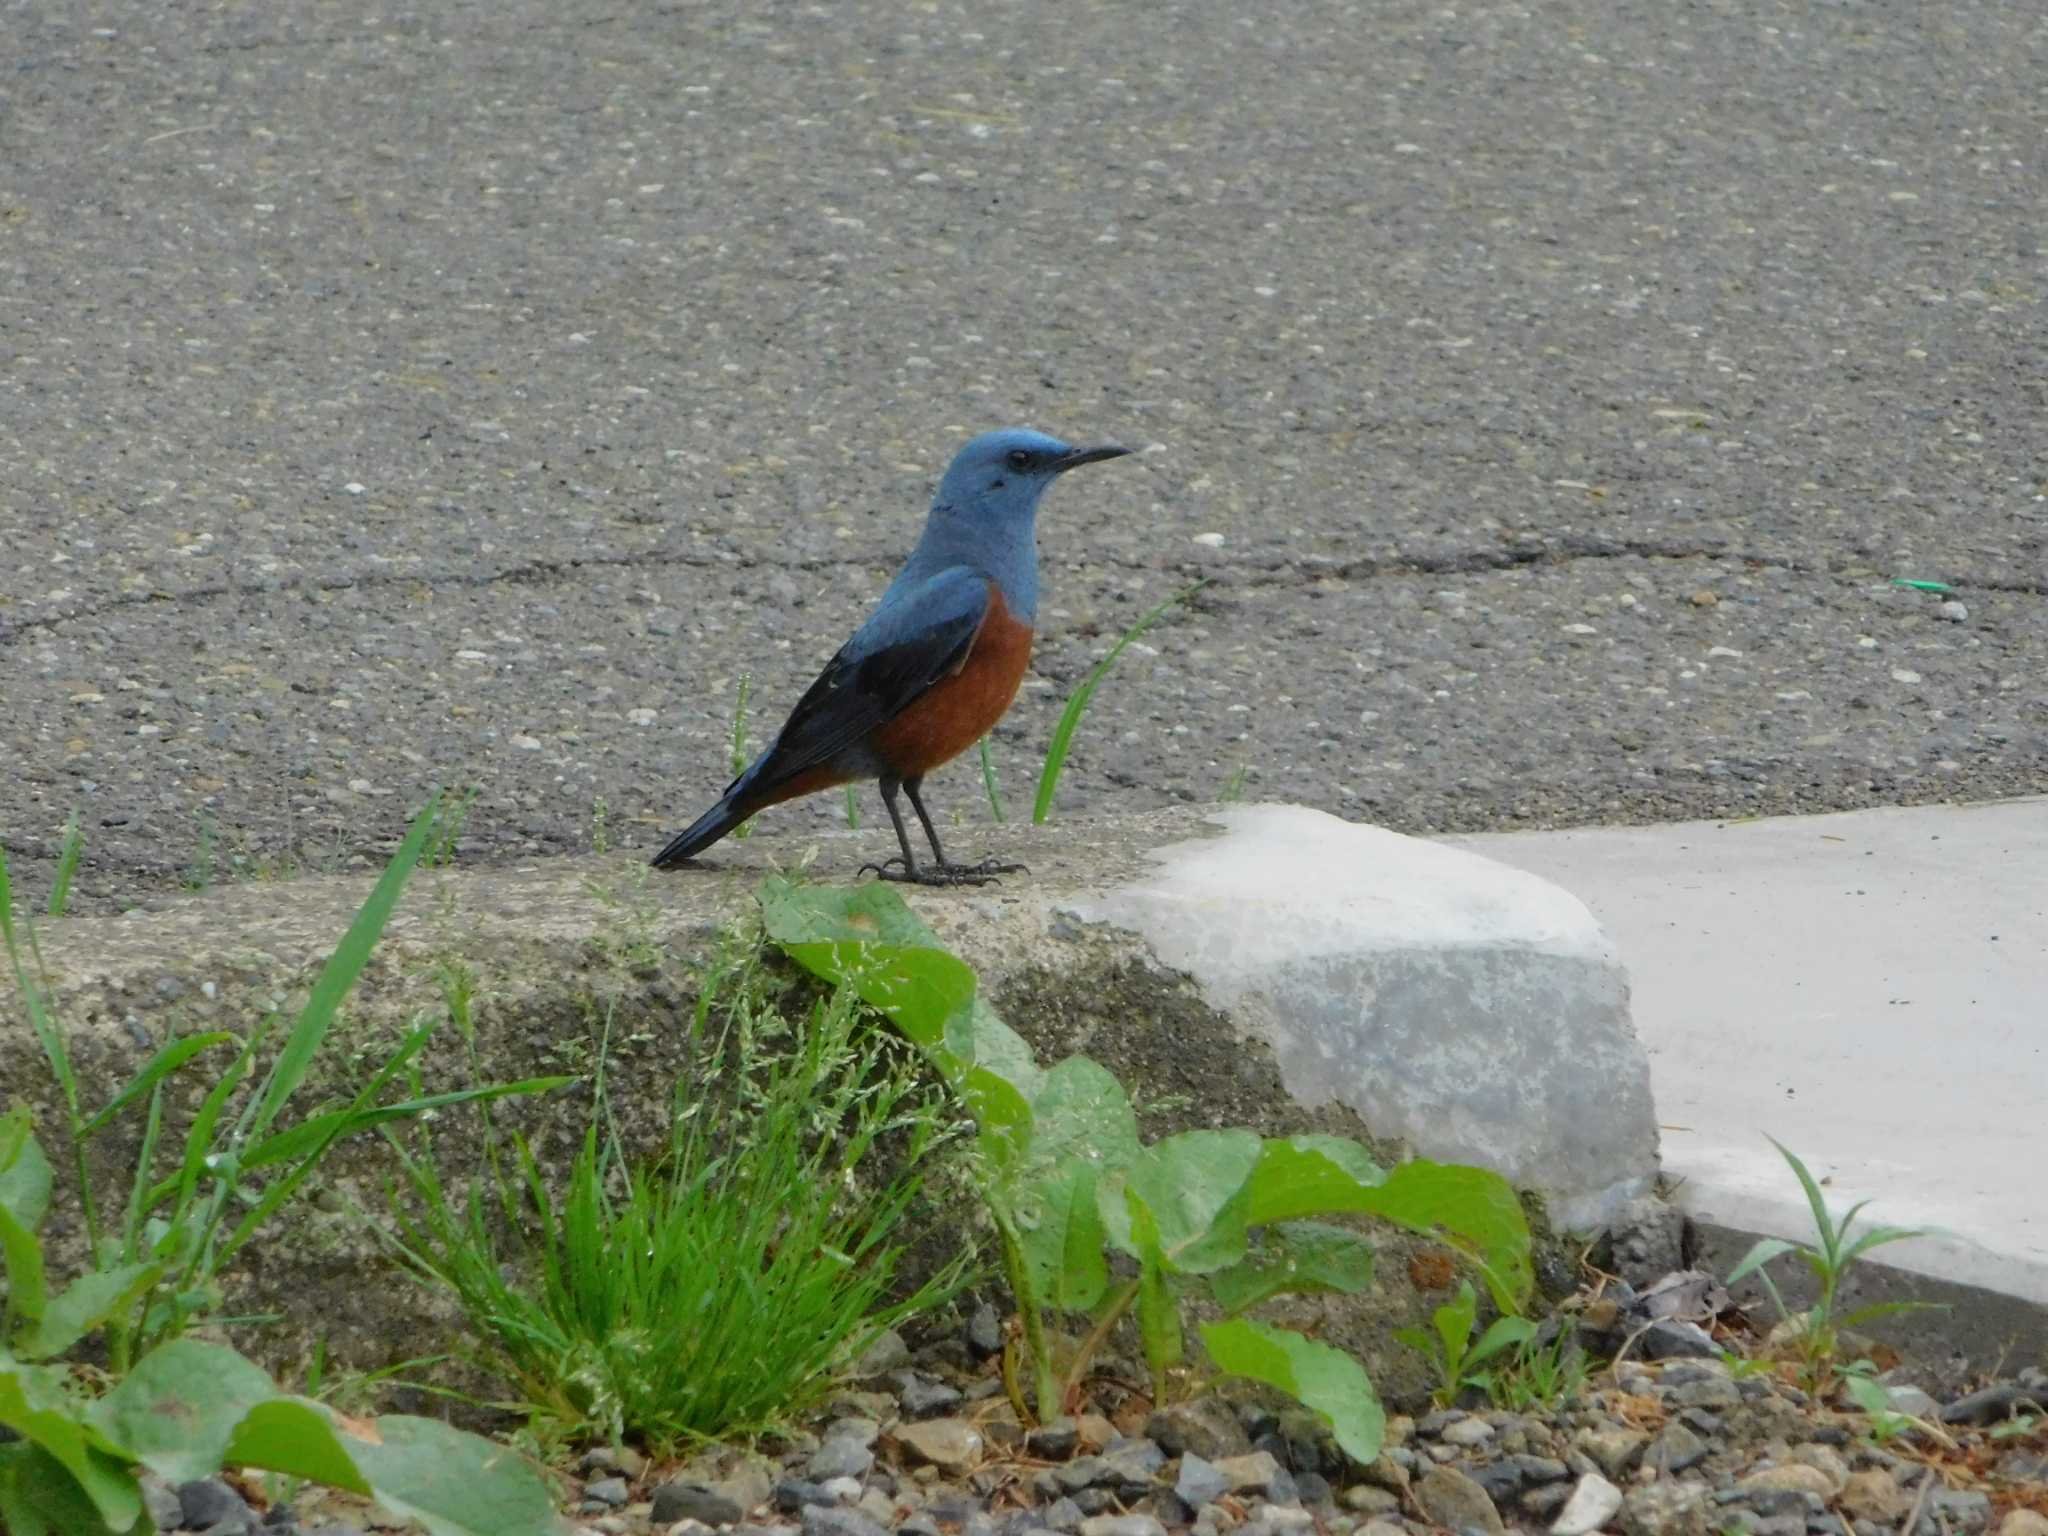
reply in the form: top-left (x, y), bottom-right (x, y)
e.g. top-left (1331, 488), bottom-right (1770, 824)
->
top-left (3, 0), bottom-right (2044, 906)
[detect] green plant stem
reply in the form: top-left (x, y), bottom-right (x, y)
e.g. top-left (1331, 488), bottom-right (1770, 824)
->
top-left (1060, 1278), bottom-right (1140, 1410)
top-left (995, 1213), bottom-right (1057, 1423)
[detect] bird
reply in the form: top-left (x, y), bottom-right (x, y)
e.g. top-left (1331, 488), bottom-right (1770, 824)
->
top-left (650, 427), bottom-right (1131, 885)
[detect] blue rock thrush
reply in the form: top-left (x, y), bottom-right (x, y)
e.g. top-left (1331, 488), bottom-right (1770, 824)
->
top-left (651, 428), bottom-right (1130, 885)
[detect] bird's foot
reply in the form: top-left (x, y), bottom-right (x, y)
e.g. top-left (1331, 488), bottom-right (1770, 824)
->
top-left (857, 856), bottom-right (1026, 887)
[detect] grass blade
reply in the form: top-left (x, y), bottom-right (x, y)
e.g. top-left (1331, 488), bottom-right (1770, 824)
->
top-left (241, 1080), bottom-right (573, 1175)
top-left (1768, 1136), bottom-right (1841, 1259)
top-left (979, 737), bottom-right (1006, 824)
top-left (249, 792), bottom-right (441, 1139)
top-left (0, 849), bottom-right (81, 1117)
top-left (1033, 579), bottom-right (1207, 825)
top-left (82, 1033), bottom-right (237, 1138)
top-left (46, 812), bottom-right (83, 917)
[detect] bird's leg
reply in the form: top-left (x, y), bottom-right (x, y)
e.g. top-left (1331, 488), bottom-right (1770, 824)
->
top-left (903, 777), bottom-right (1026, 882)
top-left (857, 777), bottom-right (922, 882)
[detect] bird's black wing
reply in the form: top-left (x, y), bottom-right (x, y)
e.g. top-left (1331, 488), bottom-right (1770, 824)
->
top-left (731, 567), bottom-right (991, 798)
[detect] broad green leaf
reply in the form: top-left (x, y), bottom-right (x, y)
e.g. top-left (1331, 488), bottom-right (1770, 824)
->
top-left (945, 996), bottom-right (1043, 1099)
top-left (1051, 1161), bottom-right (1109, 1311)
top-left (0, 1111), bottom-right (53, 1234)
top-left (89, 1338), bottom-right (280, 1482)
top-left (1200, 1317), bottom-right (1385, 1464)
top-left (0, 1203), bottom-right (49, 1328)
top-left (1209, 1221), bottom-right (1377, 1315)
top-left (1126, 1187), bottom-right (1182, 1382)
top-left (1434, 1281), bottom-right (1480, 1372)
top-left (967, 1069), bottom-right (1033, 1170)
top-left (1229, 1135), bottom-right (1389, 1226)
top-left (761, 879), bottom-right (1018, 1074)
top-left (0, 1353), bottom-right (142, 1530)
top-left (1099, 1129), bottom-right (1263, 1273)
top-left (1463, 1313), bottom-right (1537, 1372)
top-left (0, 1439), bottom-right (140, 1536)
top-left (758, 877), bottom-right (974, 1037)
top-left (80, 1034), bottom-right (236, 1138)
top-left (250, 792), bottom-right (440, 1138)
top-left (1001, 1057), bottom-right (1137, 1311)
top-left (1160, 1137), bottom-right (1530, 1308)
top-left (16, 1264), bottom-right (161, 1362)
top-left (1725, 1236), bottom-right (1799, 1286)
top-left (220, 1399), bottom-right (371, 1493)
top-left (1339, 1158), bottom-right (1534, 1311)
top-left (343, 1415), bottom-right (556, 1536)
top-left (760, 873), bottom-right (950, 950)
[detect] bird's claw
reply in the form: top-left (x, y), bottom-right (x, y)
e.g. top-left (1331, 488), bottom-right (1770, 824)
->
top-left (858, 856), bottom-right (1026, 888)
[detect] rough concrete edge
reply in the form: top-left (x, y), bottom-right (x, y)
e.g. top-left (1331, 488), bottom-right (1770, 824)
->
top-left (1052, 805), bottom-right (1660, 1232)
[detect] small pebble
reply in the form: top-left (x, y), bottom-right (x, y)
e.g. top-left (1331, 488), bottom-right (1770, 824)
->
top-left (1549, 1472), bottom-right (1622, 1536)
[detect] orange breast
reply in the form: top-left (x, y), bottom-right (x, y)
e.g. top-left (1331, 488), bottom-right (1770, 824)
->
top-left (870, 584), bottom-right (1035, 778)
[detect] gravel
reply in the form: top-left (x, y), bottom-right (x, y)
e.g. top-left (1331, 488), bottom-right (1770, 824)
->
top-left (286, 1294), bottom-right (2041, 1536)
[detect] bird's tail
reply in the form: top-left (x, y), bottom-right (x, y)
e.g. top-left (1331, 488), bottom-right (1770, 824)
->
top-left (649, 793), bottom-right (750, 869)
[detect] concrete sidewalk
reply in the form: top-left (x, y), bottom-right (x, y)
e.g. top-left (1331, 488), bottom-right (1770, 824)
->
top-left (1451, 798), bottom-right (2046, 1311)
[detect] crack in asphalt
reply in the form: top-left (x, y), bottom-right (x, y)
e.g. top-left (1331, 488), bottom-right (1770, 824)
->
top-left (4, 535), bottom-right (2040, 647)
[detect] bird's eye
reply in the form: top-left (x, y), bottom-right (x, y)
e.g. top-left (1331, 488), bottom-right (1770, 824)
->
top-left (1007, 448), bottom-right (1033, 470)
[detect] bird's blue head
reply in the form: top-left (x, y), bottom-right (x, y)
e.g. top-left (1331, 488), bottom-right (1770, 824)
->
top-left (917, 428), bottom-right (1130, 619)
top-left (935, 428), bottom-right (1131, 514)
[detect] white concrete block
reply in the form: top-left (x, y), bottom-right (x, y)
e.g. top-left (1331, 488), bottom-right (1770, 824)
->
top-left (1071, 804), bottom-right (1659, 1229)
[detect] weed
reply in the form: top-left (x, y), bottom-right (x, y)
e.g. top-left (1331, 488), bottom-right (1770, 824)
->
top-left (1395, 1280), bottom-right (1537, 1408)
top-left (46, 811), bottom-right (83, 917)
top-left (181, 813), bottom-right (217, 891)
top-left (843, 782), bottom-right (861, 830)
top-left (1989, 1414), bottom-right (2041, 1441)
top-left (590, 795), bottom-right (611, 855)
top-left (1716, 1348), bottom-right (1779, 1381)
top-left (1726, 1137), bottom-right (1941, 1394)
top-left (1033, 579), bottom-right (1208, 824)
top-left (762, 878), bottom-right (1534, 1464)
top-left (0, 795), bottom-right (562, 1533)
top-left (978, 736), bottom-right (1006, 824)
top-left (1840, 1365), bottom-right (1917, 1443)
top-left (1218, 763), bottom-right (1250, 803)
top-left (728, 674), bottom-right (755, 840)
top-left (385, 941), bottom-right (965, 1448)
top-left (424, 784), bottom-right (477, 868)
top-left (1481, 1323), bottom-right (1591, 1412)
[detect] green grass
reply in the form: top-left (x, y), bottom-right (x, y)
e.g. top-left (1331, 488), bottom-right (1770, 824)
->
top-left (0, 791), bottom-right (566, 1374)
top-left (973, 580), bottom-right (1209, 827)
top-left (45, 811), bottom-right (83, 917)
top-left (384, 941), bottom-right (966, 1449)
top-left (424, 784), bottom-right (477, 867)
top-left (1726, 1137), bottom-right (1941, 1394)
top-left (1032, 579), bottom-right (1208, 824)
top-left (181, 812), bottom-right (217, 891)
top-left (728, 674), bottom-right (755, 840)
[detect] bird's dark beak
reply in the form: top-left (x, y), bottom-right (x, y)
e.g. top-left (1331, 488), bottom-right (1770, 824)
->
top-left (1052, 443), bottom-right (1132, 473)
